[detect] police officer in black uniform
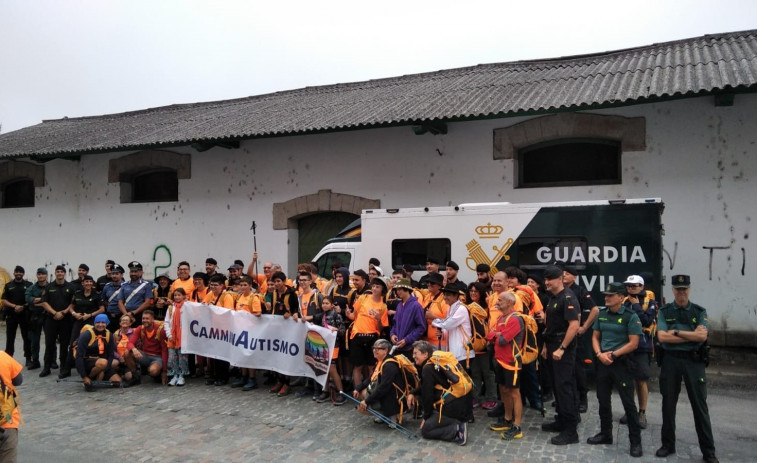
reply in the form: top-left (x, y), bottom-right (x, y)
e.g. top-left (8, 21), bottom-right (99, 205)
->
top-left (1, 266), bottom-right (32, 365)
top-left (655, 275), bottom-right (718, 463)
top-left (587, 282), bottom-right (643, 457)
top-left (37, 265), bottom-right (76, 378)
top-left (540, 265), bottom-right (580, 445)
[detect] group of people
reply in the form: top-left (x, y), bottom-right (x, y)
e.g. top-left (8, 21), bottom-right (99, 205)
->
top-left (0, 254), bottom-right (718, 462)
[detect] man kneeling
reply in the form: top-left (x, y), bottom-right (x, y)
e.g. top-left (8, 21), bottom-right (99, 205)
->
top-left (408, 340), bottom-right (471, 445)
top-left (75, 314), bottom-right (120, 391)
top-left (124, 310), bottom-right (168, 385)
top-left (353, 339), bottom-right (408, 424)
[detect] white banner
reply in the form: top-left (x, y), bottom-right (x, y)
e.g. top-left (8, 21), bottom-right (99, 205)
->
top-left (180, 302), bottom-right (336, 387)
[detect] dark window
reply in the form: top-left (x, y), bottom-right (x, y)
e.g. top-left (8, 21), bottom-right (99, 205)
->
top-left (392, 238), bottom-right (451, 272)
top-left (518, 139), bottom-right (621, 188)
top-left (131, 170), bottom-right (178, 203)
top-left (2, 178), bottom-right (34, 208)
top-left (314, 252), bottom-right (352, 279)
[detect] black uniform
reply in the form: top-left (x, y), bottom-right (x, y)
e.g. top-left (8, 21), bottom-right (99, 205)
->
top-left (65, 289), bottom-right (104, 370)
top-left (657, 301), bottom-right (716, 460)
top-left (543, 287), bottom-right (580, 434)
top-left (40, 280), bottom-right (76, 372)
top-left (567, 281), bottom-right (597, 407)
top-left (1, 279), bottom-right (32, 361)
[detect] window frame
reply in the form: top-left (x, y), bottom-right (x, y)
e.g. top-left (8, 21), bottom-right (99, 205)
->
top-left (517, 138), bottom-right (622, 188)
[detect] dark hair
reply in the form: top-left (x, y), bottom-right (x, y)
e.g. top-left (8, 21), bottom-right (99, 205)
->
top-left (143, 309), bottom-right (155, 318)
top-left (209, 274), bottom-right (226, 285)
top-left (412, 340), bottom-right (434, 356)
top-left (178, 261), bottom-right (190, 268)
top-left (466, 281), bottom-right (488, 304)
top-left (271, 271), bottom-right (287, 282)
top-left (310, 261), bottom-right (319, 272)
top-left (504, 266), bottom-right (527, 285)
top-left (323, 295), bottom-right (335, 305)
top-left (299, 271), bottom-right (312, 280)
top-left (193, 272), bottom-right (209, 285)
top-left (392, 269), bottom-right (403, 276)
top-left (173, 288), bottom-right (186, 296)
top-left (234, 259), bottom-right (244, 268)
top-left (239, 275), bottom-right (254, 285)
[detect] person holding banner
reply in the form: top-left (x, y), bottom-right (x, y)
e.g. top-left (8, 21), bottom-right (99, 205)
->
top-left (203, 274), bottom-right (235, 386)
top-left (232, 276), bottom-right (263, 391)
top-left (269, 271), bottom-right (299, 396)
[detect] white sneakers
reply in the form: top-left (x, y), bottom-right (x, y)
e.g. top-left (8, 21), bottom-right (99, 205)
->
top-left (176, 376), bottom-right (185, 387)
top-left (168, 376), bottom-right (179, 386)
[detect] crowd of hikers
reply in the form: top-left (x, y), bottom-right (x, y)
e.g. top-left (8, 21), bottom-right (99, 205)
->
top-left (4, 252), bottom-right (715, 460)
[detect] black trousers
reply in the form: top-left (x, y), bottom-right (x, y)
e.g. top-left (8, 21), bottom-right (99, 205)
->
top-left (4, 311), bottom-right (30, 359)
top-left (659, 353), bottom-right (716, 458)
top-left (421, 415), bottom-right (461, 441)
top-left (43, 316), bottom-right (73, 369)
top-left (595, 357), bottom-right (641, 445)
top-left (546, 342), bottom-right (578, 431)
top-left (574, 333), bottom-right (588, 399)
top-left (27, 318), bottom-right (43, 363)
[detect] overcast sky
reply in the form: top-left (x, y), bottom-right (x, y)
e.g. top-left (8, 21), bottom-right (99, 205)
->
top-left (1, 0), bottom-right (755, 133)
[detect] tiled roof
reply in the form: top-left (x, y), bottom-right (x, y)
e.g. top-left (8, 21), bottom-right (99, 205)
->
top-left (1, 29), bottom-right (756, 159)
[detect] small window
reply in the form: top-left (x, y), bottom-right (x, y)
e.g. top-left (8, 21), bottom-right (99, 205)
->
top-left (518, 139), bottom-right (620, 188)
top-left (2, 178), bottom-right (35, 208)
top-left (392, 238), bottom-right (451, 272)
top-left (314, 252), bottom-right (352, 279)
top-left (131, 170), bottom-right (178, 203)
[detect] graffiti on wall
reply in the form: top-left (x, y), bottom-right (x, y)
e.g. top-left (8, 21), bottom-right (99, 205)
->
top-left (665, 241), bottom-right (748, 280)
top-left (152, 244), bottom-right (173, 280)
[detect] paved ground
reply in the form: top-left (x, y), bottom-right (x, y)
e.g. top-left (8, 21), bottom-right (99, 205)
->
top-left (5, 332), bottom-right (757, 463)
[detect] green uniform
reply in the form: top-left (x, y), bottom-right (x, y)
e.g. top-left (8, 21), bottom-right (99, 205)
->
top-left (656, 301), bottom-right (716, 459)
top-left (592, 306), bottom-right (642, 444)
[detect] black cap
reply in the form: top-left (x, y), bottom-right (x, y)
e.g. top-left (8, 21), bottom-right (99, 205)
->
top-left (476, 263), bottom-right (491, 273)
top-left (206, 258), bottom-right (217, 265)
top-left (111, 264), bottom-right (125, 274)
top-left (528, 273), bottom-right (544, 287)
top-left (78, 263), bottom-right (90, 271)
top-left (234, 259), bottom-right (244, 268)
top-left (601, 282), bottom-right (626, 295)
top-left (105, 259), bottom-right (115, 266)
top-left (446, 261), bottom-right (459, 271)
top-left (442, 285), bottom-right (464, 296)
top-left (543, 265), bottom-right (563, 280)
top-left (426, 272), bottom-right (444, 286)
top-left (55, 265), bottom-right (66, 272)
top-left (426, 257), bottom-right (439, 265)
top-left (563, 264), bottom-right (577, 276)
top-left (13, 265), bottom-right (24, 273)
top-left (369, 257), bottom-right (380, 267)
top-left (82, 275), bottom-right (95, 283)
top-left (37, 267), bottom-right (48, 275)
top-left (671, 274), bottom-right (691, 288)
top-left (128, 261), bottom-right (143, 271)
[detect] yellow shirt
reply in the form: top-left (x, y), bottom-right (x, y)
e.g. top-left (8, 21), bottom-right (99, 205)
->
top-left (235, 293), bottom-right (262, 315)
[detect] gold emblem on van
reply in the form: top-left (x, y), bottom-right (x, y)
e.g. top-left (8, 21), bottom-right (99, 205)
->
top-left (466, 223), bottom-right (513, 273)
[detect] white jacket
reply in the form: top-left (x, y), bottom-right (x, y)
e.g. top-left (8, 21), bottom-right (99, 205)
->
top-left (433, 301), bottom-right (475, 361)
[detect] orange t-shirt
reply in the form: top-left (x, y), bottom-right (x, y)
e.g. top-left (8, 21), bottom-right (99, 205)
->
top-left (424, 292), bottom-right (449, 346)
top-left (235, 292), bottom-right (262, 315)
top-left (170, 278), bottom-right (195, 299)
top-left (189, 287), bottom-right (208, 303)
top-left (350, 297), bottom-right (388, 338)
top-left (203, 291), bottom-right (235, 309)
top-left (487, 291), bottom-right (503, 332)
top-left (300, 292), bottom-right (314, 318)
top-left (166, 303), bottom-right (184, 349)
top-left (0, 352), bottom-right (22, 429)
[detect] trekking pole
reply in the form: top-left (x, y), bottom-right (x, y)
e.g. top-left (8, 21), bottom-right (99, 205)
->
top-left (339, 391), bottom-right (418, 439)
top-left (56, 378), bottom-right (119, 388)
top-left (251, 221), bottom-right (259, 276)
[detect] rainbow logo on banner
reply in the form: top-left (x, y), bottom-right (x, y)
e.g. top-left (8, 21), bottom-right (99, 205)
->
top-left (304, 330), bottom-right (330, 376)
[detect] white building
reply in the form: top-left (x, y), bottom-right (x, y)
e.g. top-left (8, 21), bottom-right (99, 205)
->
top-left (1, 29), bottom-right (756, 346)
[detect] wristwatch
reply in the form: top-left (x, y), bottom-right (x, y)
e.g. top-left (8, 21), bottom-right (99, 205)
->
top-left (674, 330), bottom-right (680, 337)
top-left (558, 345), bottom-right (566, 351)
top-left (610, 352), bottom-right (617, 361)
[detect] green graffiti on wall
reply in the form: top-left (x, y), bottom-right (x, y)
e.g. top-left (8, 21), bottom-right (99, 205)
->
top-left (152, 244), bottom-right (172, 280)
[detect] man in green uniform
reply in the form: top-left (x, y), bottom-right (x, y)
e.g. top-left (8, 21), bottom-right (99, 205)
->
top-left (655, 275), bottom-right (718, 463)
top-left (588, 282), bottom-right (643, 457)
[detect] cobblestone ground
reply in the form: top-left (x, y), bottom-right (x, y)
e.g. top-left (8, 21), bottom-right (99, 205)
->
top-left (5, 333), bottom-right (756, 462)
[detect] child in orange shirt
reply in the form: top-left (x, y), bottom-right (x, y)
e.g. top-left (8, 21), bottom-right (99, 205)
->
top-left (165, 288), bottom-right (188, 387)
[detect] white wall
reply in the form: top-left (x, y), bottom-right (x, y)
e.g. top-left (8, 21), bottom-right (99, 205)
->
top-left (1, 94), bottom-right (755, 340)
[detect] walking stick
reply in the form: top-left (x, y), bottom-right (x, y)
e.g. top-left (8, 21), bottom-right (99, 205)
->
top-left (251, 221), bottom-right (259, 276)
top-left (56, 378), bottom-right (120, 388)
top-left (339, 391), bottom-right (418, 439)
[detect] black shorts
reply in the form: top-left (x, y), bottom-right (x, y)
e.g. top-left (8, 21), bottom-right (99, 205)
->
top-left (349, 334), bottom-right (378, 367)
top-left (494, 361), bottom-right (520, 388)
top-left (84, 358), bottom-right (117, 380)
top-left (630, 351), bottom-right (651, 380)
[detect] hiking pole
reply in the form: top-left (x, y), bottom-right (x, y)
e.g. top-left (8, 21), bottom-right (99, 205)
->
top-left (251, 221), bottom-right (259, 276)
top-left (339, 391), bottom-right (418, 440)
top-left (56, 378), bottom-right (119, 388)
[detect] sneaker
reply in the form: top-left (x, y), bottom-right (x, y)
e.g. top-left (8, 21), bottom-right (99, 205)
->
top-left (316, 391), bottom-right (330, 403)
top-left (231, 378), bottom-right (247, 388)
top-left (489, 418), bottom-right (513, 432)
top-left (619, 413), bottom-right (628, 425)
top-left (242, 379), bottom-right (258, 391)
top-left (333, 395), bottom-right (347, 406)
top-left (176, 376), bottom-right (185, 387)
top-left (168, 376), bottom-right (179, 386)
top-left (638, 411), bottom-right (647, 429)
top-left (551, 431), bottom-right (579, 445)
top-left (277, 384), bottom-right (290, 397)
top-left (481, 400), bottom-right (498, 410)
top-left (269, 382), bottom-right (283, 394)
top-left (501, 425), bottom-right (523, 440)
top-left (454, 423), bottom-right (467, 446)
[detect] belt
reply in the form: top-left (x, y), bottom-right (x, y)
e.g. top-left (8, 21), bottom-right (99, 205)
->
top-left (666, 350), bottom-right (696, 359)
top-left (354, 333), bottom-right (378, 337)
